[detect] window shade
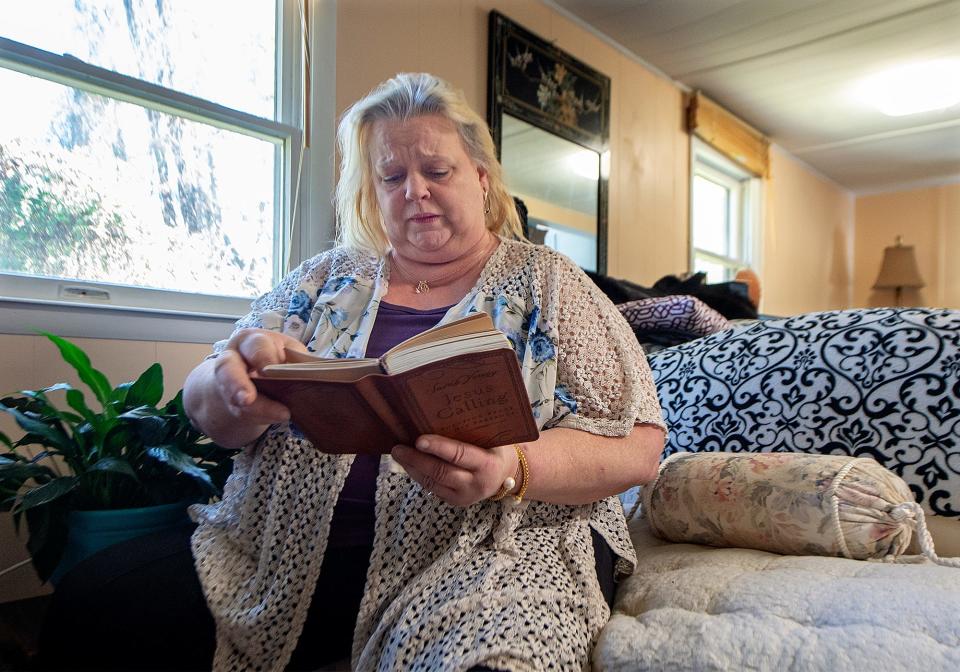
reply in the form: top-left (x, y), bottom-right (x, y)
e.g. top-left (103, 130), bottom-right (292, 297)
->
top-left (687, 91), bottom-right (770, 178)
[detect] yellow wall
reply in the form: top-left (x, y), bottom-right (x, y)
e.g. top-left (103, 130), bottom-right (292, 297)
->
top-left (762, 147), bottom-right (855, 316)
top-left (334, 0), bottom-right (868, 304)
top-left (854, 183), bottom-right (960, 309)
top-left (336, 0), bottom-right (690, 284)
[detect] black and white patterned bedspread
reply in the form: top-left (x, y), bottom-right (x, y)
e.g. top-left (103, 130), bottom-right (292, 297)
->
top-left (648, 307), bottom-right (960, 517)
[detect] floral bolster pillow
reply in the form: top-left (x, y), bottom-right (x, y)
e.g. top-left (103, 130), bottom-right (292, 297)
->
top-left (642, 451), bottom-right (957, 564)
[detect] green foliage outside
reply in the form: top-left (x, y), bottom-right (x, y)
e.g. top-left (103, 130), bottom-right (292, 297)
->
top-left (0, 144), bottom-right (131, 276)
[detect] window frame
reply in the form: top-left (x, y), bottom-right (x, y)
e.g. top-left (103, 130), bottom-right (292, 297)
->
top-left (0, 0), bottom-right (336, 343)
top-left (689, 138), bottom-right (763, 283)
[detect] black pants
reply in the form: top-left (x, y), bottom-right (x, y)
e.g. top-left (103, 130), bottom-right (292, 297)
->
top-left (34, 525), bottom-right (615, 671)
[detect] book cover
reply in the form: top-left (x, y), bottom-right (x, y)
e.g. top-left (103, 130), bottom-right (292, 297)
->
top-left (252, 314), bottom-right (540, 453)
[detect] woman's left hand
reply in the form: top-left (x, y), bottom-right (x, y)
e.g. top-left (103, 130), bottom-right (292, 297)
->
top-left (391, 435), bottom-right (517, 506)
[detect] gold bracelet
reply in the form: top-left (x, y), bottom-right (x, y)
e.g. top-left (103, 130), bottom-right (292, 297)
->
top-left (490, 444), bottom-right (530, 502)
top-left (512, 443), bottom-right (529, 503)
top-left (489, 477), bottom-right (514, 502)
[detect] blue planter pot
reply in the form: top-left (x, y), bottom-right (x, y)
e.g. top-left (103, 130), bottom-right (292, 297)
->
top-left (50, 501), bottom-right (194, 585)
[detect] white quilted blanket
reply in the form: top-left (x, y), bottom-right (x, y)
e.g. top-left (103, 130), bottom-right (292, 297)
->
top-left (594, 519), bottom-right (960, 672)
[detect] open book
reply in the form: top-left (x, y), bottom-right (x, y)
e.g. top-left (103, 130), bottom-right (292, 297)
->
top-left (253, 313), bottom-right (540, 454)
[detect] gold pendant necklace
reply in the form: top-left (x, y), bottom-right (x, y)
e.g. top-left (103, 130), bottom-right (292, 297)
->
top-left (391, 236), bottom-right (495, 294)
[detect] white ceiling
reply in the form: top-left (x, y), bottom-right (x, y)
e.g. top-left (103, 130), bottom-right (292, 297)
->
top-left (550, 0), bottom-right (960, 193)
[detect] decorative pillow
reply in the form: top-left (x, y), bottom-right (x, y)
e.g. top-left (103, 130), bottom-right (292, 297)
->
top-left (647, 308), bottom-right (960, 519)
top-left (617, 295), bottom-right (732, 351)
top-left (642, 452), bottom-right (936, 561)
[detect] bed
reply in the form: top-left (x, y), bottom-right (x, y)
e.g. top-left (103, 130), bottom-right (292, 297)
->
top-left (594, 306), bottom-right (960, 671)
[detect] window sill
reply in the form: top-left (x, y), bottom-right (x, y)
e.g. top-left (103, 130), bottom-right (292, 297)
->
top-left (0, 297), bottom-right (240, 344)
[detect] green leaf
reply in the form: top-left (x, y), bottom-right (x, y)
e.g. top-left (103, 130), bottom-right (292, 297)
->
top-left (87, 457), bottom-right (138, 481)
top-left (40, 332), bottom-right (114, 408)
top-left (65, 387), bottom-right (116, 455)
top-left (28, 450), bottom-right (57, 465)
top-left (145, 446), bottom-right (214, 493)
top-left (118, 405), bottom-right (160, 420)
top-left (0, 461), bottom-right (56, 511)
top-left (126, 412), bottom-right (169, 446)
top-left (0, 430), bottom-right (11, 449)
top-left (39, 382), bottom-right (73, 394)
top-left (165, 390), bottom-right (189, 419)
top-left (0, 458), bottom-right (54, 481)
top-left (112, 382), bottom-right (131, 407)
top-left (20, 389), bottom-right (84, 426)
top-left (65, 387), bottom-right (96, 423)
top-left (100, 426), bottom-right (134, 464)
top-left (4, 408), bottom-right (70, 451)
top-left (2, 394), bottom-right (45, 416)
top-left (13, 476), bottom-right (79, 514)
top-left (118, 405), bottom-right (165, 420)
top-left (125, 363), bottom-right (164, 408)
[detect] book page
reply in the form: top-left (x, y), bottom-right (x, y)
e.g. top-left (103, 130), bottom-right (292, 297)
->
top-left (384, 333), bottom-right (510, 373)
top-left (384, 312), bottom-right (494, 355)
top-left (282, 349), bottom-right (378, 366)
top-left (257, 313), bottom-right (506, 380)
top-left (258, 349), bottom-right (382, 382)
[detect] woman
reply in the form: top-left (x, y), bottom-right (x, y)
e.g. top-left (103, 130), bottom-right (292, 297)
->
top-left (184, 72), bottom-right (665, 671)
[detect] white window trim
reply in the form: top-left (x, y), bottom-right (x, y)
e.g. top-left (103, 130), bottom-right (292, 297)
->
top-left (0, 1), bottom-right (337, 343)
top-left (689, 137), bottom-right (763, 280)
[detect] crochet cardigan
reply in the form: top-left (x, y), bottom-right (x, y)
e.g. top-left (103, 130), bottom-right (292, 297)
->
top-left (190, 238), bottom-right (665, 671)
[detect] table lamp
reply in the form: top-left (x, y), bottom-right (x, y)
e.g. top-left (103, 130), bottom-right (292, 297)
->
top-left (872, 236), bottom-right (924, 307)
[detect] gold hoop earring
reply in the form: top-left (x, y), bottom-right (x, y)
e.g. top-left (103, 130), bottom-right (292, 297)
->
top-left (483, 190), bottom-right (491, 215)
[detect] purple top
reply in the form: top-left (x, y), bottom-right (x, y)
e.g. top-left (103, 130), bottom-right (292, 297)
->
top-left (326, 300), bottom-right (452, 549)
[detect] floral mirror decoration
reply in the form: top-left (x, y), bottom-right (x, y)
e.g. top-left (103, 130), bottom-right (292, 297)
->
top-left (488, 11), bottom-right (611, 274)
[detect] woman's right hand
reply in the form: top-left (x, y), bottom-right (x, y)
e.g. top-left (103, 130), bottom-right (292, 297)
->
top-left (183, 328), bottom-right (308, 448)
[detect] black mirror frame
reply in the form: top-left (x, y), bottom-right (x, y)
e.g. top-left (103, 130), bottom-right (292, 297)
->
top-left (487, 10), bottom-right (611, 275)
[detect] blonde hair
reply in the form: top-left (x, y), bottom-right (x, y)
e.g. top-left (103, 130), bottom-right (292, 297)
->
top-left (335, 72), bottom-right (522, 255)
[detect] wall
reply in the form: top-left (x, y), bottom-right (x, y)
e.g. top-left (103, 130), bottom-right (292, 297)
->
top-left (336, 0), bottom-right (690, 285)
top-left (761, 147), bottom-right (855, 316)
top-left (854, 183), bottom-right (960, 309)
top-left (336, 0), bottom-right (868, 305)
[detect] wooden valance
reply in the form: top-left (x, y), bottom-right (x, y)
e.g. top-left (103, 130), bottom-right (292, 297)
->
top-left (687, 91), bottom-right (770, 178)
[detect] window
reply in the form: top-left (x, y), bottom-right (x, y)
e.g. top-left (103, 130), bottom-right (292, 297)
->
top-left (0, 1), bottom-right (334, 339)
top-left (690, 139), bottom-right (761, 283)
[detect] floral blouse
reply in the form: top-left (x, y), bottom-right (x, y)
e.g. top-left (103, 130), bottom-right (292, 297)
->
top-left (191, 238), bottom-right (665, 672)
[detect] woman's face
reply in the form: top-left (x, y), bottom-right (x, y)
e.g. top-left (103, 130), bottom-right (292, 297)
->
top-left (369, 114), bottom-right (490, 262)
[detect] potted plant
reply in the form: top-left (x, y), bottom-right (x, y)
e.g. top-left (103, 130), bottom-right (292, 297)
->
top-left (0, 333), bottom-right (234, 583)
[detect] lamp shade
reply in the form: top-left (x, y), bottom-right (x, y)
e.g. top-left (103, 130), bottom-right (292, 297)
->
top-left (873, 239), bottom-right (925, 290)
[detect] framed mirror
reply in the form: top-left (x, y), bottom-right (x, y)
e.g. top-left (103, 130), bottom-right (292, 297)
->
top-left (488, 11), bottom-right (610, 274)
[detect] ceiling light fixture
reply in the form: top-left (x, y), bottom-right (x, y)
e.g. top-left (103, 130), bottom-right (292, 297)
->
top-left (856, 59), bottom-right (960, 117)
